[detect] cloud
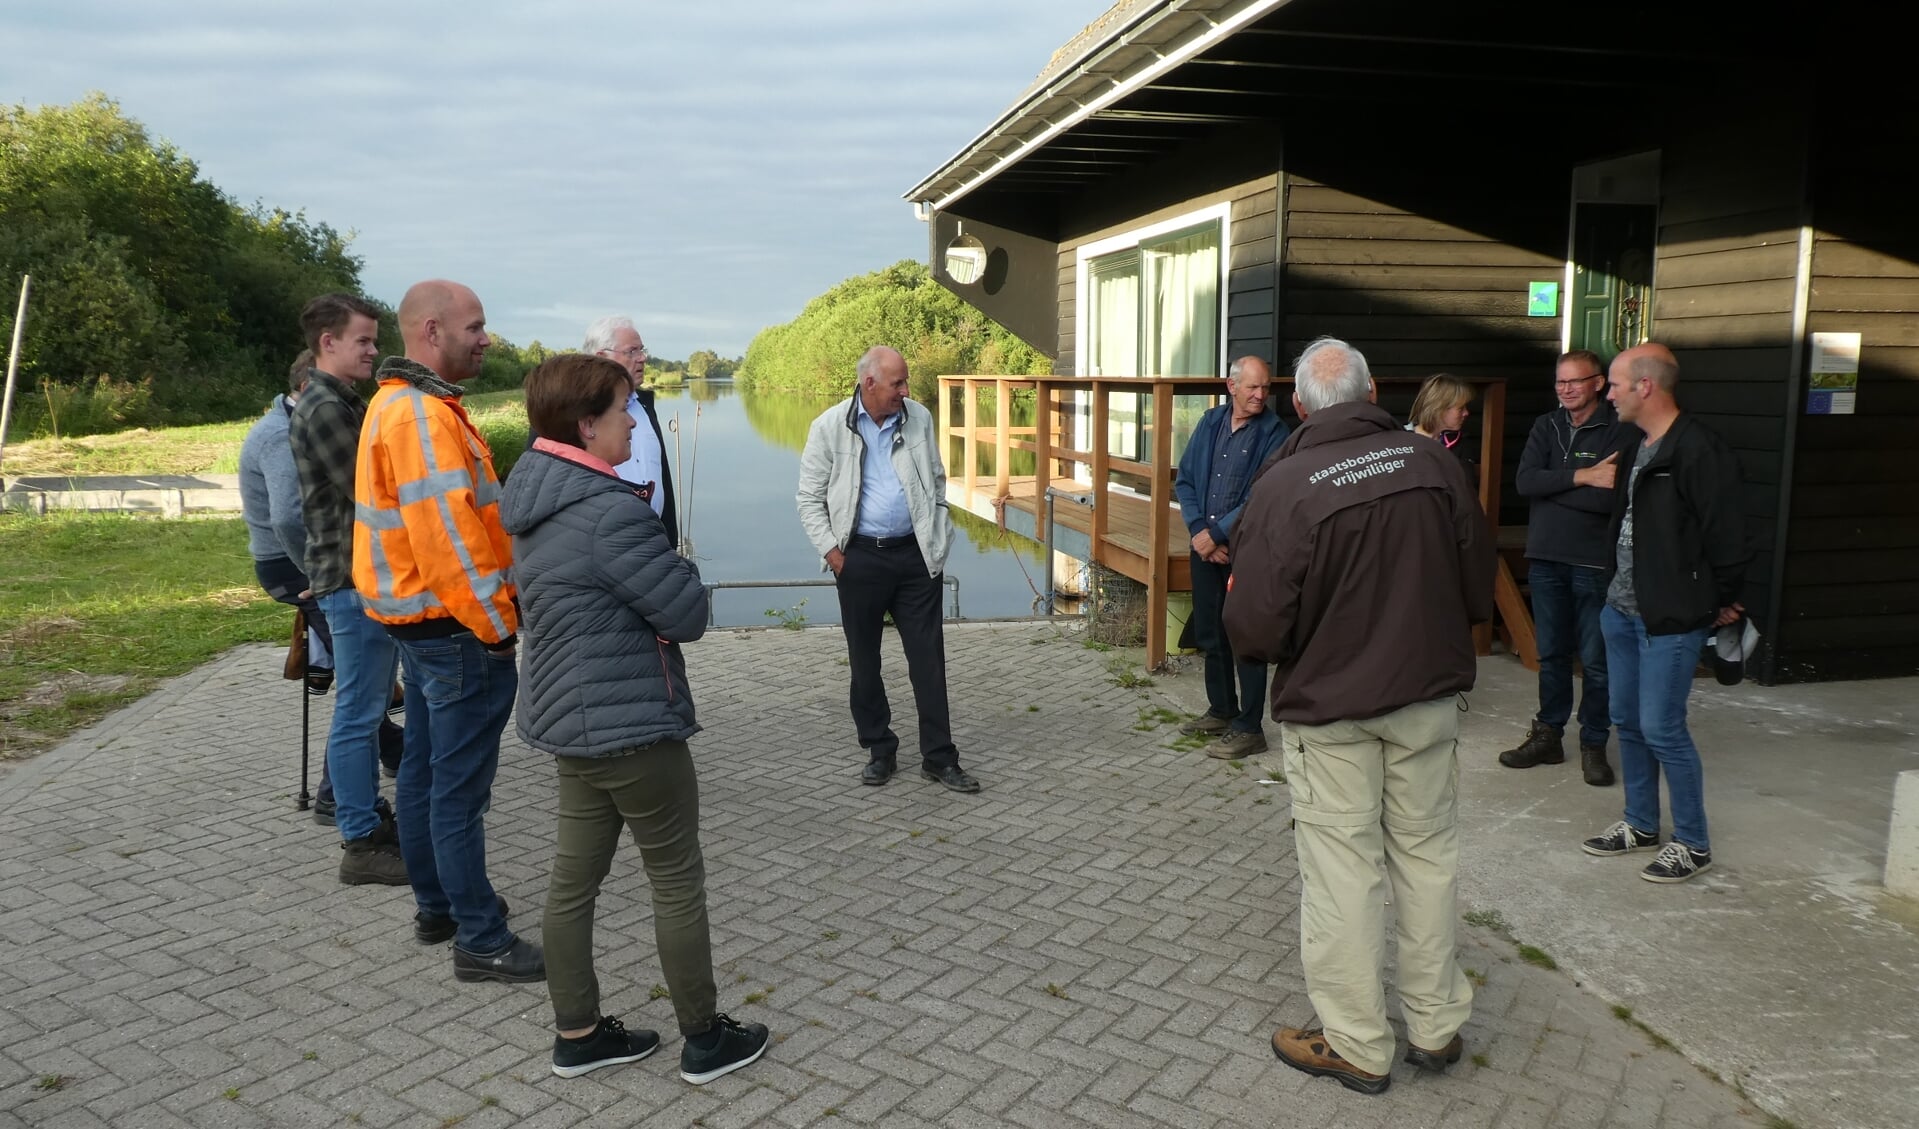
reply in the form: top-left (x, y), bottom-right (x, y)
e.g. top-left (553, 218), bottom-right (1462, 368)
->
top-left (6, 2), bottom-right (1109, 356)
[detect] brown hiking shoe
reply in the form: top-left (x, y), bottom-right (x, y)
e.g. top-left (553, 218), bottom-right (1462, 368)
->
top-left (1581, 742), bottom-right (1615, 786)
top-left (340, 836), bottom-right (409, 886)
top-left (1404, 1032), bottom-right (1464, 1071)
top-left (1178, 712), bottom-right (1232, 737)
top-left (1498, 720), bottom-right (1565, 768)
top-left (1272, 1025), bottom-right (1389, 1094)
top-left (1206, 730), bottom-right (1267, 760)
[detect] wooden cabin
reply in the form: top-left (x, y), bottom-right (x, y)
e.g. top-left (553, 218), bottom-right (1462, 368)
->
top-left (905, 0), bottom-right (1918, 683)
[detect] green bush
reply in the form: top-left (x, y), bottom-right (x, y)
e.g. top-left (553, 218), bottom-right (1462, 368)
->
top-left (738, 260), bottom-right (1049, 398)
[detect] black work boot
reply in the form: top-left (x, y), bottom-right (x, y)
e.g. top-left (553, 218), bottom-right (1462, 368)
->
top-left (1497, 720), bottom-right (1565, 768)
top-left (1581, 741), bottom-right (1615, 786)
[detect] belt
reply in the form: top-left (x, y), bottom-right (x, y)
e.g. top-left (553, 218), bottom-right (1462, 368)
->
top-left (849, 533), bottom-right (917, 551)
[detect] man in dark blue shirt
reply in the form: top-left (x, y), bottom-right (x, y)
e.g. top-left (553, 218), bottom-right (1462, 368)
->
top-left (1173, 356), bottom-right (1291, 759)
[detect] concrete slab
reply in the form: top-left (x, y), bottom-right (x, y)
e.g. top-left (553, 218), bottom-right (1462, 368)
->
top-left (1156, 647), bottom-right (1919, 1129)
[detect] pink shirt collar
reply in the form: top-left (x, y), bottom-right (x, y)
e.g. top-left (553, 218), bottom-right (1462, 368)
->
top-left (532, 436), bottom-right (619, 477)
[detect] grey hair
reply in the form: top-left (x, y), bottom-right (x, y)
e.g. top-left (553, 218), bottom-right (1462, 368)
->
top-left (582, 315), bottom-right (636, 356)
top-left (1293, 336), bottom-right (1372, 413)
top-left (856, 346), bottom-right (899, 383)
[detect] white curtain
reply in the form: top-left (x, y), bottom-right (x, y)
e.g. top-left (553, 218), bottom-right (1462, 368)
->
top-left (1143, 227), bottom-right (1219, 378)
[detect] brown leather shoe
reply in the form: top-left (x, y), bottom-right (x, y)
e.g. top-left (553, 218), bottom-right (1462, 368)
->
top-left (1404, 1032), bottom-right (1464, 1072)
top-left (1271, 1025), bottom-right (1390, 1094)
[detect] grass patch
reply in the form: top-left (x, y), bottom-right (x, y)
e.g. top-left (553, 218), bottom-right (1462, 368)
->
top-left (1462, 908), bottom-right (1511, 934)
top-left (0, 512), bottom-right (286, 758)
top-left (1611, 1004), bottom-right (1679, 1052)
top-left (1516, 944), bottom-right (1557, 970)
top-left (2, 418), bottom-right (256, 477)
top-left (35, 1074), bottom-right (66, 1092)
top-left (649, 983), bottom-right (670, 1000)
top-left (1044, 983), bottom-right (1068, 999)
top-left (1470, 1052), bottom-right (1489, 1068)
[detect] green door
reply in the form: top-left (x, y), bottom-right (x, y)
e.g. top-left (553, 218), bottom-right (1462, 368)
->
top-left (1568, 203), bottom-right (1656, 363)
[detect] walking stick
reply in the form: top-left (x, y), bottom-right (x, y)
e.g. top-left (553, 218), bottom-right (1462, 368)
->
top-left (283, 609), bottom-right (312, 810)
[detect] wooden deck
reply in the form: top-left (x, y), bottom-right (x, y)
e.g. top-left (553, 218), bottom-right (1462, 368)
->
top-left (939, 374), bottom-right (1529, 669)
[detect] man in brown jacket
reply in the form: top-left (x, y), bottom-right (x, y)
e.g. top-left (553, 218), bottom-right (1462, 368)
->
top-left (1225, 336), bottom-right (1495, 1095)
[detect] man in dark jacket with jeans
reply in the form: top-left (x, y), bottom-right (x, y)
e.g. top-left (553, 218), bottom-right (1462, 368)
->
top-left (1226, 337), bottom-right (1494, 1095)
top-left (1499, 349), bottom-right (1638, 785)
top-left (1173, 356), bottom-right (1290, 759)
top-left (1581, 343), bottom-right (1748, 884)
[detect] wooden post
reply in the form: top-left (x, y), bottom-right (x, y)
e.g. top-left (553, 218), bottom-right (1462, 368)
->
top-left (1146, 381), bottom-right (1174, 668)
top-left (1475, 377), bottom-right (1509, 657)
top-left (994, 377), bottom-right (1011, 501)
top-left (1033, 379), bottom-right (1051, 506)
top-left (1090, 382), bottom-right (1110, 551)
top-left (963, 377), bottom-right (978, 502)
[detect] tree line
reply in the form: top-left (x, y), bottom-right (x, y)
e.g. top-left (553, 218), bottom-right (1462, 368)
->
top-left (0, 95), bottom-right (736, 441)
top-left (738, 260), bottom-right (1048, 400)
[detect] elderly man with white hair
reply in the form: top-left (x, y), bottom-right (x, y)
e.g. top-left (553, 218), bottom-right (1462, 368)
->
top-left (1224, 336), bottom-right (1495, 1095)
top-left (584, 315), bottom-right (677, 543)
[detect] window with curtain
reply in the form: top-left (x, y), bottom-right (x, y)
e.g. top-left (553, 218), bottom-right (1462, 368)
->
top-left (1083, 220), bottom-right (1222, 463)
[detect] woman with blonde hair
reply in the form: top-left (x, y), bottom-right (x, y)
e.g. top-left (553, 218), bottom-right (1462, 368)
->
top-left (1408, 373), bottom-right (1478, 478)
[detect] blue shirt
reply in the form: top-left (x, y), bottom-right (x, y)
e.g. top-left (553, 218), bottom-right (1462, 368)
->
top-left (1202, 416), bottom-right (1264, 533)
top-left (853, 399), bottom-right (913, 539)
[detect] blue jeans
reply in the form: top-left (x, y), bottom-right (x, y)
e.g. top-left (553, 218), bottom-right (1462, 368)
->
top-left (1190, 553), bottom-right (1267, 733)
top-left (315, 588), bottom-right (397, 841)
top-left (395, 632), bottom-right (516, 954)
top-left (1601, 605), bottom-right (1711, 853)
top-left (1530, 561), bottom-right (1610, 748)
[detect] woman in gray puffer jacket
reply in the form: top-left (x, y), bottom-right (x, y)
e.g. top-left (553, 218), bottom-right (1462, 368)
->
top-left (501, 355), bottom-right (767, 1086)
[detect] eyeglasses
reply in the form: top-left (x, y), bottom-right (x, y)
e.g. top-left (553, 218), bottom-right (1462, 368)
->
top-left (1554, 375), bottom-right (1599, 389)
top-left (617, 346), bottom-right (648, 362)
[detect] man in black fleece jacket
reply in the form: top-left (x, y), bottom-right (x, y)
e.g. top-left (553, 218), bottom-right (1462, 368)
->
top-left (1580, 343), bottom-right (1749, 885)
top-left (1499, 350), bottom-right (1638, 785)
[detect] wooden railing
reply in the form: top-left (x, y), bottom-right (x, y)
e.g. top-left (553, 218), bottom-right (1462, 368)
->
top-left (938, 373), bottom-right (1515, 668)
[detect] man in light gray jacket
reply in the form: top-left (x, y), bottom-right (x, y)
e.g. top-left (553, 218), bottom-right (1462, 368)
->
top-left (796, 346), bottom-right (979, 793)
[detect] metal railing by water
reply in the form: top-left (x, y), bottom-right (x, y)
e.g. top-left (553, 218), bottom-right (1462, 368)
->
top-left (703, 576), bottom-right (962, 628)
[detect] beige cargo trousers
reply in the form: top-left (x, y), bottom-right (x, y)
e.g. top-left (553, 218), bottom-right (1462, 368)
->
top-left (1281, 695), bottom-right (1474, 1075)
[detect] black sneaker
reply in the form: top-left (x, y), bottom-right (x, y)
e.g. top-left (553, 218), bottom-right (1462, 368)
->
top-left (312, 796), bottom-right (337, 826)
top-left (1641, 842), bottom-right (1712, 883)
top-left (679, 1013), bottom-right (769, 1085)
top-left (552, 1015), bottom-right (659, 1078)
top-left (1498, 720), bottom-right (1565, 768)
top-left (1582, 820), bottom-right (1661, 857)
top-left (415, 895), bottom-right (512, 945)
top-left (921, 764), bottom-right (981, 793)
top-left (453, 936), bottom-right (545, 983)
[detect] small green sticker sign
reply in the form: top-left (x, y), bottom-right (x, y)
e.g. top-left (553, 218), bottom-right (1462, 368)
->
top-left (1527, 281), bottom-right (1559, 318)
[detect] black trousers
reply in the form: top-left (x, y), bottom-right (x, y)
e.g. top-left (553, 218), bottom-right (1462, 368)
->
top-left (254, 555), bottom-right (332, 659)
top-left (834, 537), bottom-right (957, 770)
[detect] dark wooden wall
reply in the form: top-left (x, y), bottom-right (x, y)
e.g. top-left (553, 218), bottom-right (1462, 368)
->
top-left (1278, 176), bottom-right (1565, 526)
top-left (1647, 111), bottom-right (1806, 643)
top-left (1775, 103), bottom-right (1919, 680)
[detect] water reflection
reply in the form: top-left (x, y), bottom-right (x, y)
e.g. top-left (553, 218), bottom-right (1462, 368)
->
top-left (652, 379), bottom-right (1049, 628)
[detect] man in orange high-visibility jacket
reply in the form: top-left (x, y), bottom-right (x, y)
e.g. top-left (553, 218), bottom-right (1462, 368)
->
top-left (354, 279), bottom-right (543, 986)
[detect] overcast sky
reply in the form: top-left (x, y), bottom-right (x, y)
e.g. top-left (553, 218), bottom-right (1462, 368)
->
top-left (3, 1), bottom-right (1109, 359)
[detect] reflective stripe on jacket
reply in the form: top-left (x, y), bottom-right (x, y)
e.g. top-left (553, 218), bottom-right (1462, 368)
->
top-left (352, 376), bottom-right (518, 644)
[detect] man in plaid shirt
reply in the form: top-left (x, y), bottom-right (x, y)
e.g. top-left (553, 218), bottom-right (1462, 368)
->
top-left (290, 292), bottom-right (408, 886)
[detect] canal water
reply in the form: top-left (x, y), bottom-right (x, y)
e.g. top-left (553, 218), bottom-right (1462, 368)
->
top-left (652, 379), bottom-right (1050, 628)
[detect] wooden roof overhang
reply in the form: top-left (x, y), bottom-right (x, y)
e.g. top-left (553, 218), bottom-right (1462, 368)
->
top-left (904, 0), bottom-right (1790, 224)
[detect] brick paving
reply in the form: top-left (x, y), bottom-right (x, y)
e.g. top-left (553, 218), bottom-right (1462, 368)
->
top-left (0, 622), bottom-right (1772, 1128)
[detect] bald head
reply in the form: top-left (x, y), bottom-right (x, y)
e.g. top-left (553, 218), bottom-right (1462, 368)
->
top-left (856, 345), bottom-right (910, 423)
top-left (1616, 342), bottom-right (1680, 394)
top-left (398, 280), bottom-right (490, 382)
top-left (1606, 341), bottom-right (1680, 429)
